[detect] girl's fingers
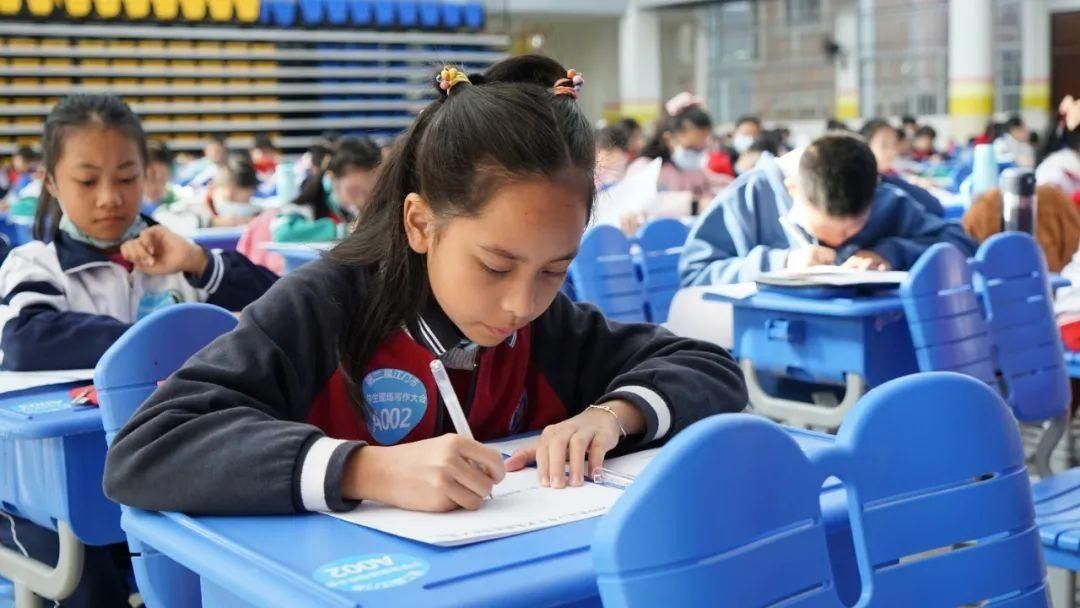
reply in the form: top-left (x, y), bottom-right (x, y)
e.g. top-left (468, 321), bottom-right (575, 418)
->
top-left (566, 429), bottom-right (594, 487)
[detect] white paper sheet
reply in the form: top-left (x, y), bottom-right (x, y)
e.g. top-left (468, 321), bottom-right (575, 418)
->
top-left (0, 369), bottom-right (96, 394)
top-left (758, 267), bottom-right (909, 287)
top-left (328, 469), bottom-right (621, 546)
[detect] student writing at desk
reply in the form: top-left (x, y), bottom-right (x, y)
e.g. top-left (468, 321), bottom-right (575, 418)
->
top-left (0, 96), bottom-right (277, 608)
top-left (104, 56), bottom-right (747, 519)
top-left (678, 132), bottom-right (976, 286)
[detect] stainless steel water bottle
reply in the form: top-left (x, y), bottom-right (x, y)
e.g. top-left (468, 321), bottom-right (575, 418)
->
top-left (1000, 168), bottom-right (1037, 235)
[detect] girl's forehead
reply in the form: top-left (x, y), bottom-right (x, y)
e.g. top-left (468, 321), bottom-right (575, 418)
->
top-left (57, 127), bottom-right (142, 165)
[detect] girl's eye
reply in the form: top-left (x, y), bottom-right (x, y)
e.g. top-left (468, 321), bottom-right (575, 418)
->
top-left (77, 180), bottom-right (95, 187)
top-left (119, 177), bottom-right (138, 184)
top-left (543, 269), bottom-right (568, 278)
top-left (483, 264), bottom-right (511, 276)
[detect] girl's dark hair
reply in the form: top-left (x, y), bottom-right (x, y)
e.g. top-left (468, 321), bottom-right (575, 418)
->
top-left (34, 95), bottom-right (148, 241)
top-left (1039, 116), bottom-right (1080, 164)
top-left (329, 54), bottom-right (595, 411)
top-left (293, 136), bottom-right (381, 219)
top-left (147, 140), bottom-right (173, 166)
top-left (216, 153), bottom-right (258, 190)
top-left (641, 105), bottom-right (713, 164)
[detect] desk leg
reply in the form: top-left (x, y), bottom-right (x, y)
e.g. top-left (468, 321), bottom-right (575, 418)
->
top-left (0, 521), bottom-right (84, 607)
top-left (1034, 412), bottom-right (1072, 479)
top-left (741, 358), bottom-right (866, 430)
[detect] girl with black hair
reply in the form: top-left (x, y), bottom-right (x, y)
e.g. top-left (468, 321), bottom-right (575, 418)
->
top-left (104, 57), bottom-right (745, 517)
top-left (0, 95), bottom-right (276, 607)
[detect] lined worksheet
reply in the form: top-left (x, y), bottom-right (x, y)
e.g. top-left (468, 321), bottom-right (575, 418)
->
top-left (328, 469), bottom-right (622, 546)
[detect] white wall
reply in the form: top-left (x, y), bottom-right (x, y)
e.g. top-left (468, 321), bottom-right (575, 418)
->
top-left (507, 15), bottom-right (622, 123)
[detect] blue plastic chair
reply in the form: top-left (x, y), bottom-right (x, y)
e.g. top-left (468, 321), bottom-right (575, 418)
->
top-left (568, 225), bottom-right (647, 323)
top-left (900, 242), bottom-right (998, 386)
top-left (0, 577), bottom-right (11, 608)
top-left (975, 233), bottom-right (1071, 426)
top-left (440, 1), bottom-right (461, 29)
top-left (265, 0), bottom-right (295, 25)
top-left (594, 373), bottom-right (1050, 607)
top-left (324, 0), bottom-right (346, 24)
top-left (347, 0), bottom-right (370, 24)
top-left (96, 304), bottom-right (238, 608)
top-left (396, 0), bottom-right (417, 27)
top-left (594, 413), bottom-right (842, 606)
top-left (298, 0), bottom-right (321, 24)
top-left (372, 0), bottom-right (392, 26)
top-left (634, 218), bottom-right (689, 324)
top-left (462, 1), bottom-right (483, 30)
top-left (418, 0), bottom-right (438, 28)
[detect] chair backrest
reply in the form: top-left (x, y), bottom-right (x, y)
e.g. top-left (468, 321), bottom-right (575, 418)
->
top-left (836, 373), bottom-right (1048, 606)
top-left (635, 219), bottom-right (690, 323)
top-left (593, 373), bottom-right (1049, 607)
top-left (95, 303), bottom-right (237, 444)
top-left (593, 414), bottom-right (842, 608)
top-left (975, 232), bottom-right (1070, 423)
top-left (899, 242), bottom-right (997, 385)
top-left (569, 225), bottom-right (646, 322)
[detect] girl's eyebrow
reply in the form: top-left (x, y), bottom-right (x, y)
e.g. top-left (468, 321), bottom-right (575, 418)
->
top-left (74, 160), bottom-right (139, 170)
top-left (480, 245), bottom-right (578, 264)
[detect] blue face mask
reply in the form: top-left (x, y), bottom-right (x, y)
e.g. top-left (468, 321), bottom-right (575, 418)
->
top-left (671, 146), bottom-right (706, 171)
top-left (322, 174), bottom-right (343, 215)
top-left (58, 209), bottom-right (147, 250)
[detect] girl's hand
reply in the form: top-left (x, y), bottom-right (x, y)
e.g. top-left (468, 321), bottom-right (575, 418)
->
top-left (342, 434), bottom-right (506, 512)
top-left (504, 400), bottom-right (645, 489)
top-left (120, 225), bottom-right (208, 277)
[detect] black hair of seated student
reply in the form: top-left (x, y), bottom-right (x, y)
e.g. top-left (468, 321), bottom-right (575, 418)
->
top-left (253, 133), bottom-right (276, 153)
top-left (859, 117), bottom-right (893, 142)
top-left (596, 124), bottom-right (630, 152)
top-left (640, 105), bottom-right (713, 165)
top-left (33, 94), bottom-right (149, 241)
top-left (328, 54), bottom-right (595, 413)
top-left (147, 139), bottom-right (173, 167)
top-left (14, 144), bottom-right (42, 163)
top-left (749, 131), bottom-right (782, 156)
top-left (901, 114), bottom-right (918, 128)
top-left (734, 115), bottom-right (762, 130)
top-left (826, 118), bottom-right (850, 132)
top-left (617, 116), bottom-right (641, 135)
top-left (799, 132), bottom-right (879, 218)
top-left (217, 153), bottom-right (259, 190)
top-left (293, 136), bottom-right (381, 219)
top-left (1038, 112), bottom-right (1080, 164)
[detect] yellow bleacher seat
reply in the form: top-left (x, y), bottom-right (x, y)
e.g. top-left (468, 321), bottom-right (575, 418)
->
top-left (123, 0), bottom-right (150, 18)
top-left (77, 39), bottom-right (109, 87)
top-left (149, 0), bottom-right (178, 20)
top-left (108, 40), bottom-right (138, 88)
top-left (207, 0), bottom-right (231, 21)
top-left (26, 0), bottom-right (51, 16)
top-left (249, 42), bottom-right (278, 123)
top-left (94, 0), bottom-right (122, 20)
top-left (0, 0), bottom-right (21, 16)
top-left (233, 0), bottom-right (256, 22)
top-left (41, 39), bottom-right (72, 90)
top-left (65, 0), bottom-right (92, 18)
top-left (14, 98), bottom-right (42, 140)
top-left (178, 0), bottom-right (205, 21)
top-left (139, 40), bottom-right (168, 105)
top-left (8, 38), bottom-right (40, 88)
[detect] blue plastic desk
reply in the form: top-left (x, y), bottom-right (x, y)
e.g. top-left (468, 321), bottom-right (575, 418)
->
top-left (190, 227), bottom-right (245, 252)
top-left (0, 385), bottom-right (121, 545)
top-left (704, 288), bottom-right (918, 429)
top-left (0, 381), bottom-right (124, 605)
top-left (119, 429), bottom-right (844, 608)
top-left (261, 242), bottom-right (334, 274)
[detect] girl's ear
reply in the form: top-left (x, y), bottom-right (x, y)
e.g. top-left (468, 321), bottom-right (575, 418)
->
top-left (44, 174), bottom-right (58, 199)
top-left (402, 192), bottom-right (435, 254)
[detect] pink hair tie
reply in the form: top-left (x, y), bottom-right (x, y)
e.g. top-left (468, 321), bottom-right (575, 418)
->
top-left (553, 69), bottom-right (584, 99)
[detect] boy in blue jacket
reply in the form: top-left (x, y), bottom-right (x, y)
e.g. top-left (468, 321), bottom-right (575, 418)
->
top-left (679, 132), bottom-right (976, 286)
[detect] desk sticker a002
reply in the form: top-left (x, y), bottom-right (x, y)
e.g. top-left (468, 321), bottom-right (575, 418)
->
top-left (313, 553), bottom-right (430, 593)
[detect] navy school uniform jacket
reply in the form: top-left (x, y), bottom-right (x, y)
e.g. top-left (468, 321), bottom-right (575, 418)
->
top-left (0, 223), bottom-right (278, 371)
top-left (103, 258), bottom-right (748, 515)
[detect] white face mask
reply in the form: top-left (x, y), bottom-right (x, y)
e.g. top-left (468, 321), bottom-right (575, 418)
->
top-left (733, 133), bottom-right (755, 154)
top-left (215, 200), bottom-right (260, 218)
top-left (671, 146), bottom-right (706, 171)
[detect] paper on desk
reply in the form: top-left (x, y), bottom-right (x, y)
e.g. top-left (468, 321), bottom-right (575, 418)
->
top-left (0, 369), bottom-right (95, 394)
top-left (704, 282), bottom-right (758, 300)
top-left (597, 448), bottom-right (660, 488)
top-left (328, 469), bottom-right (621, 546)
top-left (758, 267), bottom-right (909, 287)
